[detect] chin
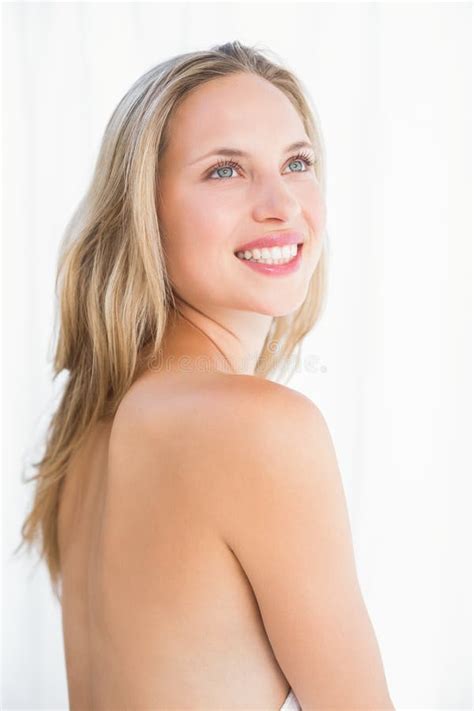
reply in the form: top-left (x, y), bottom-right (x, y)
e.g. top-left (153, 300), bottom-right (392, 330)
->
top-left (252, 295), bottom-right (308, 318)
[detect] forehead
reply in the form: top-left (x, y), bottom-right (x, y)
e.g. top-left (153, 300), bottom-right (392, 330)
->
top-left (164, 73), bottom-right (308, 158)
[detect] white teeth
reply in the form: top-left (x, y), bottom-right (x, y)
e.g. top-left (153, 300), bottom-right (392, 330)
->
top-left (236, 243), bottom-right (299, 262)
top-left (236, 242), bottom-right (300, 265)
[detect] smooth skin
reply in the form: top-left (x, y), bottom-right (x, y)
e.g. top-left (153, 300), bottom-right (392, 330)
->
top-left (58, 72), bottom-right (395, 709)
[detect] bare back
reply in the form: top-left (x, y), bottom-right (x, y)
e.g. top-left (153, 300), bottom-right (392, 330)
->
top-left (57, 370), bottom-right (291, 709)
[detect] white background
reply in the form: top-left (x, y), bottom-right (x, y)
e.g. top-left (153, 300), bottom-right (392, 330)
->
top-left (2, 2), bottom-right (472, 709)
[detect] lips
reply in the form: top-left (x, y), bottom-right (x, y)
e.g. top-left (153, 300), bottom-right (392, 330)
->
top-left (234, 230), bottom-right (305, 254)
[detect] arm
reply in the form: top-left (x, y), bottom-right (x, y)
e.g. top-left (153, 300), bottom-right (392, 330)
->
top-left (212, 386), bottom-right (395, 710)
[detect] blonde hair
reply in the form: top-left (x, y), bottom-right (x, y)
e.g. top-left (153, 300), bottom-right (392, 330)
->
top-left (16, 40), bottom-right (329, 599)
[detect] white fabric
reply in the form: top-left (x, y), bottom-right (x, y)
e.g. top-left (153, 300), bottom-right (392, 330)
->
top-left (280, 688), bottom-right (302, 711)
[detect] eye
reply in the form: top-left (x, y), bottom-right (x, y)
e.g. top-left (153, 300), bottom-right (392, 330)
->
top-left (285, 151), bottom-right (315, 173)
top-left (206, 159), bottom-right (242, 180)
top-left (205, 151), bottom-right (316, 181)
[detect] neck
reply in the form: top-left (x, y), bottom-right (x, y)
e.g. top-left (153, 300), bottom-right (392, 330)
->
top-left (159, 297), bottom-right (274, 376)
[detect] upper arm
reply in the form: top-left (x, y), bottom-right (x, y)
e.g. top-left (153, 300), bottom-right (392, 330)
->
top-left (208, 384), bottom-right (394, 710)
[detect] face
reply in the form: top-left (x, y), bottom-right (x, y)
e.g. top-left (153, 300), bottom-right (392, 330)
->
top-left (156, 72), bottom-right (326, 318)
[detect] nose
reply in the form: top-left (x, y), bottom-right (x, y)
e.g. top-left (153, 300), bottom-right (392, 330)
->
top-left (250, 176), bottom-right (301, 223)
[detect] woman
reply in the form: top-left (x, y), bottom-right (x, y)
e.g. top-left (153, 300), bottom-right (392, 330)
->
top-left (18, 41), bottom-right (395, 710)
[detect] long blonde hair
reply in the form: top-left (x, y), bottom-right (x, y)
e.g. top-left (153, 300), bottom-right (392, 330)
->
top-left (16, 40), bottom-right (329, 599)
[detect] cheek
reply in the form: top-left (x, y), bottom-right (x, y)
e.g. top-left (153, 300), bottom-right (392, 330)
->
top-left (161, 184), bottom-right (230, 245)
top-left (160, 194), bottom-right (231, 287)
top-left (303, 186), bottom-right (326, 244)
top-left (301, 187), bottom-right (326, 270)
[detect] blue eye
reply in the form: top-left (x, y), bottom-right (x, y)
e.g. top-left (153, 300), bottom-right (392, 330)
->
top-left (207, 159), bottom-right (241, 180)
top-left (206, 151), bottom-right (315, 180)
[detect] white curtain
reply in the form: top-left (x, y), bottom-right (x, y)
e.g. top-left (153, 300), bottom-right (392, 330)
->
top-left (3, 2), bottom-right (471, 709)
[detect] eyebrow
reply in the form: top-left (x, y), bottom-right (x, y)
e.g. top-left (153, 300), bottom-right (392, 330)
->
top-left (189, 140), bottom-right (315, 166)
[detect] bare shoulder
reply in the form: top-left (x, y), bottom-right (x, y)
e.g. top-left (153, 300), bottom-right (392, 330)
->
top-left (178, 372), bottom-right (334, 476)
top-left (108, 369), bottom-right (325, 502)
top-left (163, 373), bottom-right (327, 474)
top-left (188, 374), bottom-right (340, 536)
top-left (111, 370), bottom-right (320, 447)
top-left (171, 371), bottom-right (324, 437)
top-left (108, 373), bottom-right (395, 707)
